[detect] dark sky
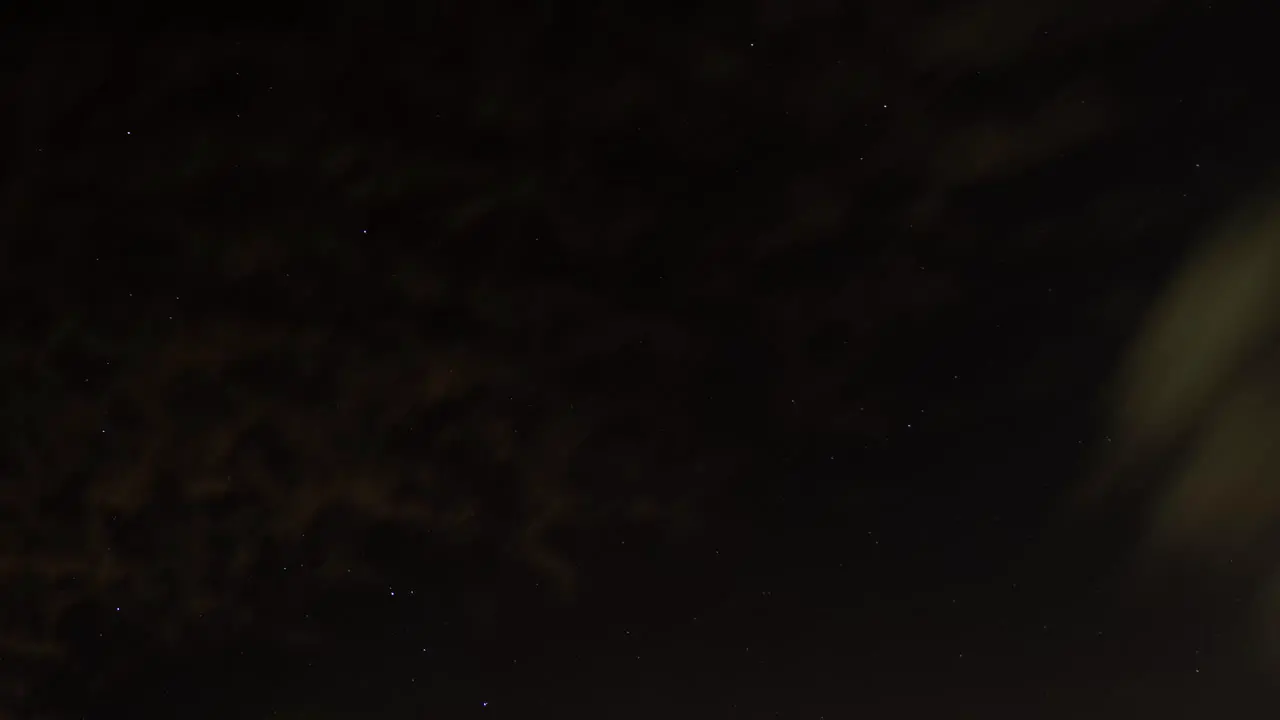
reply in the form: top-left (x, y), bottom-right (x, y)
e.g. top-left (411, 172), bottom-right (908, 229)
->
top-left (4, 3), bottom-right (1280, 718)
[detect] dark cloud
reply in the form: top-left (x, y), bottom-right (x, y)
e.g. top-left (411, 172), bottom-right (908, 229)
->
top-left (4, 3), bottom-right (1279, 715)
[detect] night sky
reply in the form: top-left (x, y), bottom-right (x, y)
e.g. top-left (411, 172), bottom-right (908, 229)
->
top-left (5, 3), bottom-right (1280, 718)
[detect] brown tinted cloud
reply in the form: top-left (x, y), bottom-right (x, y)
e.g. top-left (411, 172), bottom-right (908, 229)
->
top-left (5, 2), bottom-right (1233, 708)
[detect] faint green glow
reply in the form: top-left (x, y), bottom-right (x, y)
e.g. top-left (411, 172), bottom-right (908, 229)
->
top-left (1108, 196), bottom-right (1280, 555)
top-left (1096, 191), bottom-right (1280, 673)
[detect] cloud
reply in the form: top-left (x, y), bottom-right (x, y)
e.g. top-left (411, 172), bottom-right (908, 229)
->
top-left (1098, 195), bottom-right (1280, 556)
top-left (1086, 191), bottom-right (1280, 677)
top-left (3, 7), bottom-right (1238, 711)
